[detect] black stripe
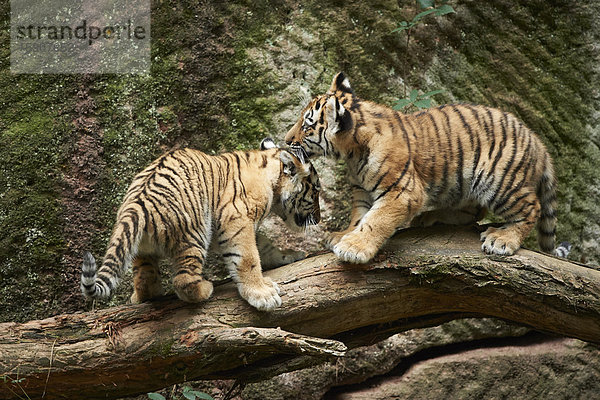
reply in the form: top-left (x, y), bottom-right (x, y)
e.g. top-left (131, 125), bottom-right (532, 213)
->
top-left (97, 274), bottom-right (113, 289)
top-left (222, 252), bottom-right (242, 258)
top-left (464, 105), bottom-right (482, 184)
top-left (425, 113), bottom-right (439, 187)
top-left (375, 158), bottom-right (411, 201)
top-left (438, 108), bottom-right (453, 203)
top-left (369, 170), bottom-right (388, 193)
top-left (493, 129), bottom-right (534, 210)
top-left (170, 153), bottom-right (204, 225)
top-left (356, 150), bottom-right (370, 177)
top-left (147, 186), bottom-right (189, 234)
top-left (394, 173), bottom-right (414, 200)
top-left (177, 254), bottom-right (205, 265)
top-left (180, 279), bottom-right (205, 289)
top-left (486, 109), bottom-right (496, 159)
top-left (175, 268), bottom-right (196, 277)
top-left (206, 156), bottom-right (216, 211)
top-left (497, 192), bottom-right (530, 216)
top-left (489, 111), bottom-right (508, 175)
top-left (143, 194), bottom-right (176, 246)
top-left (502, 199), bottom-right (535, 221)
top-left (455, 132), bottom-right (464, 201)
top-left (219, 226), bottom-right (245, 245)
top-left (490, 115), bottom-right (519, 209)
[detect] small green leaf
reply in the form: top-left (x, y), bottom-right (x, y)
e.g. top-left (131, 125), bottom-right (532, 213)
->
top-left (414, 98), bottom-right (432, 109)
top-left (413, 8), bottom-right (437, 22)
top-left (192, 393), bottom-right (215, 400)
top-left (147, 393), bottom-right (166, 400)
top-left (394, 99), bottom-right (413, 107)
top-left (422, 89), bottom-right (444, 97)
top-left (416, 0), bottom-right (435, 9)
top-left (393, 98), bottom-right (413, 110)
top-left (409, 89), bottom-right (419, 102)
top-left (392, 21), bottom-right (410, 33)
top-left (434, 4), bottom-right (455, 16)
top-left (183, 392), bottom-right (195, 400)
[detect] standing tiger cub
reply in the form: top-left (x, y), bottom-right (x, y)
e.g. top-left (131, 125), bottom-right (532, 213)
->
top-left (81, 138), bottom-right (320, 311)
top-left (285, 73), bottom-right (556, 263)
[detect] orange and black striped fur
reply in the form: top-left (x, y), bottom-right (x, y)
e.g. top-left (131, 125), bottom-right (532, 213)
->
top-left (81, 138), bottom-right (321, 311)
top-left (285, 73), bottom-right (556, 263)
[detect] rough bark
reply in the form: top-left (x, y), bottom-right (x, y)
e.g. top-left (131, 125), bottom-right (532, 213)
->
top-left (1, 225), bottom-right (599, 400)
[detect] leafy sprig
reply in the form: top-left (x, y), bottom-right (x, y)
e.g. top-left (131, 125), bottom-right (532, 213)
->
top-left (393, 89), bottom-right (444, 111)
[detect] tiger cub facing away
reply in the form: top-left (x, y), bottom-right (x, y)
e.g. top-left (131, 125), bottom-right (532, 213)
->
top-left (285, 73), bottom-right (556, 263)
top-left (81, 138), bottom-right (320, 311)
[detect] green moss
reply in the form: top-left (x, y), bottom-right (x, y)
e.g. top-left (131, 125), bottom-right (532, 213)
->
top-left (0, 113), bottom-right (68, 322)
top-left (151, 337), bottom-right (177, 358)
top-left (298, 1), bottom-right (406, 101)
top-left (219, 2), bottom-right (293, 150)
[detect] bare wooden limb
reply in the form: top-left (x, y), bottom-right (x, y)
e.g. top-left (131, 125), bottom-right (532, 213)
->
top-left (1, 225), bottom-right (599, 399)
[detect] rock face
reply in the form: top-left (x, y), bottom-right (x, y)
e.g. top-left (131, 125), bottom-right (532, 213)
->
top-left (1, 1), bottom-right (599, 396)
top-left (328, 336), bottom-right (600, 400)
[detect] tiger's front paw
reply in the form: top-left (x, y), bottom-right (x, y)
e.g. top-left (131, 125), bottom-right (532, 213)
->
top-left (238, 277), bottom-right (282, 311)
top-left (480, 227), bottom-right (520, 255)
top-left (332, 233), bottom-right (378, 264)
top-left (326, 231), bottom-right (347, 248)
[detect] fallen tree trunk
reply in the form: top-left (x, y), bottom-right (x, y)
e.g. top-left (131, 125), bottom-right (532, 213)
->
top-left (1, 225), bottom-right (599, 399)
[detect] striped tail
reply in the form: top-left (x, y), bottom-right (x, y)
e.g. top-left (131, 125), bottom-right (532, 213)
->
top-left (81, 205), bottom-right (145, 299)
top-left (536, 160), bottom-right (557, 253)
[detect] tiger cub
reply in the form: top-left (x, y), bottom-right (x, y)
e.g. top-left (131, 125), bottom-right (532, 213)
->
top-left (81, 138), bottom-right (321, 311)
top-left (285, 72), bottom-right (556, 263)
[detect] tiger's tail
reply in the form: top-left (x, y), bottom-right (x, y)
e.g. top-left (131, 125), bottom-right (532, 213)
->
top-left (81, 204), bottom-right (146, 299)
top-left (536, 159), bottom-right (557, 253)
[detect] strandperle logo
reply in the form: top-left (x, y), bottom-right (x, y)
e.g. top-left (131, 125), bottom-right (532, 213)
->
top-left (11, 0), bottom-right (150, 74)
top-left (14, 19), bottom-right (147, 46)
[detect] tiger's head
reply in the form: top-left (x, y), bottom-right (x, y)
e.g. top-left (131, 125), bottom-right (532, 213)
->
top-left (285, 72), bottom-right (354, 158)
top-left (261, 138), bottom-right (321, 229)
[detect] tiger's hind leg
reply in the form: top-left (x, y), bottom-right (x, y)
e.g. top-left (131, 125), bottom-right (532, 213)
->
top-left (257, 232), bottom-right (305, 270)
top-left (481, 192), bottom-right (540, 255)
top-left (172, 243), bottom-right (213, 303)
top-left (130, 255), bottom-right (163, 303)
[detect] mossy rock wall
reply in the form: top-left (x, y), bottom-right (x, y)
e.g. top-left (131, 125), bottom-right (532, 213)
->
top-left (1, 0), bottom-right (598, 322)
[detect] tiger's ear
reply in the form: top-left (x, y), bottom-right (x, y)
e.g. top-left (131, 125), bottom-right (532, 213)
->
top-left (260, 137), bottom-right (277, 150)
top-left (329, 72), bottom-right (353, 94)
top-left (325, 96), bottom-right (351, 134)
top-left (280, 150), bottom-right (303, 176)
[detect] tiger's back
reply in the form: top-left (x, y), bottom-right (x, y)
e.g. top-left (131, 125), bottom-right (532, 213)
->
top-left (285, 72), bottom-right (556, 262)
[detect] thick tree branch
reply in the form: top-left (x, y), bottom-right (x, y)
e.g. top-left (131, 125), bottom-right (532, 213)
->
top-left (1, 225), bottom-right (599, 399)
